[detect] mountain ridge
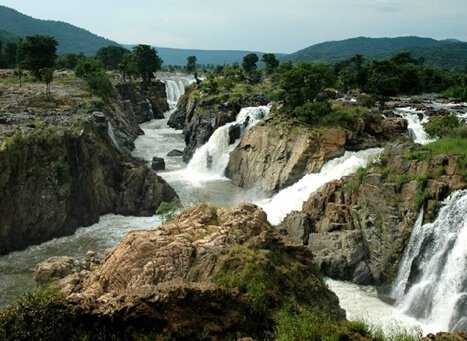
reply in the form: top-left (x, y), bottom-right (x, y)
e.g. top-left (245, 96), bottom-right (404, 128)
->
top-left (0, 5), bottom-right (119, 55)
top-left (285, 36), bottom-right (467, 69)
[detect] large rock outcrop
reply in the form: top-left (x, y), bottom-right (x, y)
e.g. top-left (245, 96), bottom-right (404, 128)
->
top-left (226, 114), bottom-right (407, 195)
top-left (0, 115), bottom-right (178, 255)
top-left (34, 204), bottom-right (344, 339)
top-left (116, 81), bottom-right (169, 123)
top-left (280, 142), bottom-right (466, 285)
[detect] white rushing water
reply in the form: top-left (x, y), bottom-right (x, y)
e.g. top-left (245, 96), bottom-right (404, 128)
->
top-left (184, 105), bottom-right (270, 182)
top-left (391, 190), bottom-right (467, 333)
top-left (161, 76), bottom-right (194, 108)
top-left (0, 214), bottom-right (161, 308)
top-left (258, 148), bottom-right (382, 225)
top-left (393, 107), bottom-right (435, 145)
top-left (327, 279), bottom-right (423, 335)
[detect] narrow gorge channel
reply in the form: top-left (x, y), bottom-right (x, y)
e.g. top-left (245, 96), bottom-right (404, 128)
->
top-left (0, 76), bottom-right (465, 336)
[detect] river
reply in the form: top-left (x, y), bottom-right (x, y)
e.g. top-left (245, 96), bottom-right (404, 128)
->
top-left (0, 79), bottom-right (465, 336)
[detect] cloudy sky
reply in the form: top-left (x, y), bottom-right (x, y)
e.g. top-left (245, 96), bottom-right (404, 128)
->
top-left (1, 0), bottom-right (466, 53)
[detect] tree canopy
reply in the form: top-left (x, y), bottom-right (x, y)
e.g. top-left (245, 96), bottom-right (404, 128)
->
top-left (132, 44), bottom-right (163, 84)
top-left (96, 45), bottom-right (130, 70)
top-left (261, 53), bottom-right (279, 74)
top-left (19, 35), bottom-right (58, 80)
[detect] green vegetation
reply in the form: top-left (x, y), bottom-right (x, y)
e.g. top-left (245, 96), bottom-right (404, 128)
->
top-left (156, 201), bottom-right (181, 223)
top-left (75, 57), bottom-right (113, 98)
top-left (285, 36), bottom-right (467, 70)
top-left (132, 44), bottom-right (163, 84)
top-left (0, 284), bottom-right (76, 341)
top-left (19, 35), bottom-right (57, 80)
top-left (95, 45), bottom-right (130, 70)
top-left (424, 113), bottom-right (461, 138)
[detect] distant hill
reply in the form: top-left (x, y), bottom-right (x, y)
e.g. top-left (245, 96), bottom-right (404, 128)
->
top-left (0, 5), bottom-right (120, 55)
top-left (0, 28), bottom-right (18, 43)
top-left (123, 45), bottom-right (287, 66)
top-left (285, 36), bottom-right (467, 69)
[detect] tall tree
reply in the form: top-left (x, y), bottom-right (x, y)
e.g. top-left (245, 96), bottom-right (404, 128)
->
top-left (186, 55), bottom-right (199, 83)
top-left (261, 53), bottom-right (279, 74)
top-left (132, 44), bottom-right (163, 84)
top-left (19, 35), bottom-right (58, 80)
top-left (242, 53), bottom-right (259, 74)
top-left (96, 45), bottom-right (130, 70)
top-left (186, 55), bottom-right (197, 74)
top-left (118, 52), bottom-right (138, 82)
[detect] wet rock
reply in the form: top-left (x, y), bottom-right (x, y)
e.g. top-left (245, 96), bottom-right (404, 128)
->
top-left (116, 81), bottom-right (168, 123)
top-left (280, 142), bottom-right (466, 285)
top-left (228, 124), bottom-right (241, 144)
top-left (151, 156), bottom-right (166, 170)
top-left (167, 149), bottom-right (183, 157)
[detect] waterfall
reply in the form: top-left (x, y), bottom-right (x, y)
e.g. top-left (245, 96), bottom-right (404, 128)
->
top-left (394, 107), bottom-right (435, 145)
top-left (162, 76), bottom-right (194, 108)
top-left (392, 190), bottom-right (467, 332)
top-left (257, 148), bottom-right (382, 225)
top-left (185, 105), bottom-right (270, 182)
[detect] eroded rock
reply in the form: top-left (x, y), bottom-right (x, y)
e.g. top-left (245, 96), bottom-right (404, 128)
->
top-left (43, 204), bottom-right (344, 339)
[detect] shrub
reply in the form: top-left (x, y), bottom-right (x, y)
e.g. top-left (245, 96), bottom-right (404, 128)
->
top-left (0, 284), bottom-right (76, 340)
top-left (424, 113), bottom-right (460, 138)
top-left (156, 201), bottom-right (181, 223)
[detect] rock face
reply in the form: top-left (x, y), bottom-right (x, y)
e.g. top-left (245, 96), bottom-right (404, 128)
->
top-left (280, 142), bottom-right (466, 285)
top-left (167, 84), bottom-right (270, 162)
top-left (0, 117), bottom-right (178, 255)
top-left (43, 204), bottom-right (344, 339)
top-left (116, 81), bottom-right (169, 123)
top-left (226, 114), bottom-right (407, 195)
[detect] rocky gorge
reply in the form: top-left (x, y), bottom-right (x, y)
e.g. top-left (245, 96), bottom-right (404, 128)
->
top-left (0, 71), bottom-right (466, 340)
top-left (0, 77), bottom-right (178, 254)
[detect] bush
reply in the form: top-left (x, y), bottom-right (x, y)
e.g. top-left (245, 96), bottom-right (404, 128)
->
top-left (156, 201), bottom-right (181, 223)
top-left (84, 71), bottom-right (113, 98)
top-left (294, 101), bottom-right (332, 124)
top-left (0, 284), bottom-right (76, 340)
top-left (424, 113), bottom-right (460, 138)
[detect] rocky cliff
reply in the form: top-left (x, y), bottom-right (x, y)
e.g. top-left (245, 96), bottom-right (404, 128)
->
top-left (226, 112), bottom-right (407, 195)
top-left (280, 141), bottom-right (465, 285)
top-left (115, 81), bottom-right (169, 124)
top-left (0, 114), bottom-right (178, 255)
top-left (0, 77), bottom-right (177, 255)
top-left (27, 204), bottom-right (344, 340)
top-left (167, 84), bottom-right (270, 162)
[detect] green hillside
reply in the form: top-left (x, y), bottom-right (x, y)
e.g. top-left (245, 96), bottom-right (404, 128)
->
top-left (285, 36), bottom-right (467, 69)
top-left (0, 5), bottom-right (120, 55)
top-left (0, 28), bottom-right (18, 43)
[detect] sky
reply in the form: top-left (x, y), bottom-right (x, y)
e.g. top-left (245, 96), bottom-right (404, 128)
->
top-left (1, 0), bottom-right (466, 53)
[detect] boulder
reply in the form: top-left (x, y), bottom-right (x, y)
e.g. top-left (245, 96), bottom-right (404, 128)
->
top-left (151, 156), bottom-right (166, 170)
top-left (167, 149), bottom-right (183, 157)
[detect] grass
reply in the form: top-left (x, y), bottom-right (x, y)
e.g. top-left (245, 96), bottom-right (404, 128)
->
top-left (156, 201), bottom-right (181, 224)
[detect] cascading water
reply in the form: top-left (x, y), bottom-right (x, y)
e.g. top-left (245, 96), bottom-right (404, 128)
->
top-left (162, 76), bottom-right (194, 108)
top-left (392, 190), bottom-right (467, 333)
top-left (257, 148), bottom-right (382, 225)
top-left (393, 107), bottom-right (435, 145)
top-left (183, 105), bottom-right (270, 182)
